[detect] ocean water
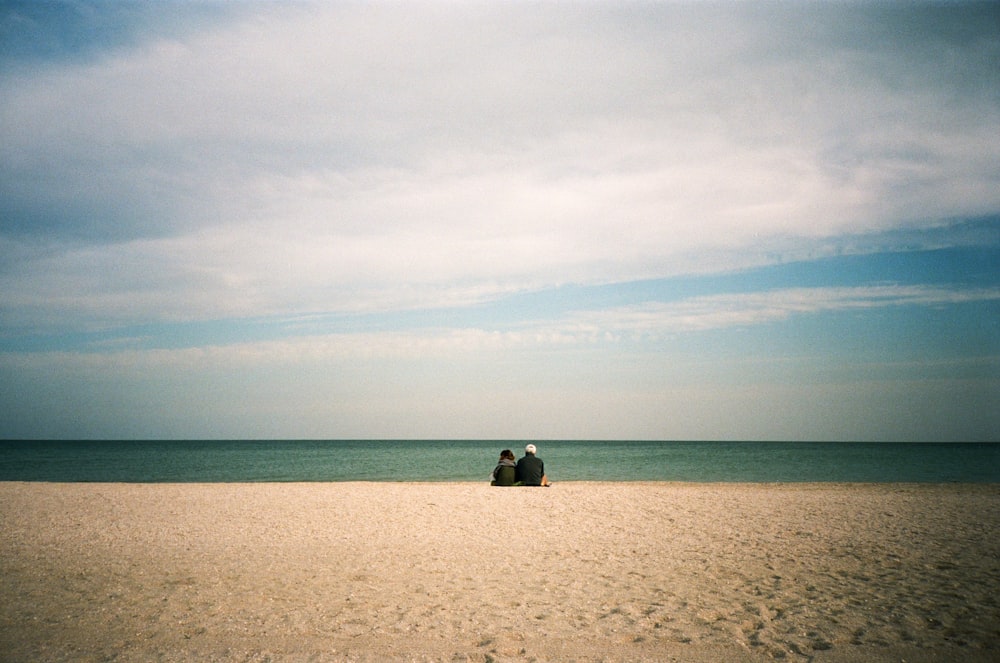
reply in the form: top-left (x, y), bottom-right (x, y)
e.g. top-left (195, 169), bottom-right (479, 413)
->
top-left (1, 440), bottom-right (998, 483)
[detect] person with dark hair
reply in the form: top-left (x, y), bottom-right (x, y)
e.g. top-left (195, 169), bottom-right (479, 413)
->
top-left (515, 444), bottom-right (550, 486)
top-left (490, 449), bottom-right (517, 486)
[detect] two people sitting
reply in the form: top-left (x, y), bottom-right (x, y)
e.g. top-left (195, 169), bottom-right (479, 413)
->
top-left (490, 444), bottom-right (551, 486)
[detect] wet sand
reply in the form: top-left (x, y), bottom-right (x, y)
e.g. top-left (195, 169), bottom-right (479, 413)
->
top-left (1, 482), bottom-right (998, 662)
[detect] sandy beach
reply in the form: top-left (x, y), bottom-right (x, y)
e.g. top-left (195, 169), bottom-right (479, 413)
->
top-left (1, 482), bottom-right (998, 662)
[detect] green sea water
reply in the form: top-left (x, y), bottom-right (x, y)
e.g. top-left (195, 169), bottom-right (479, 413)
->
top-left (1, 440), bottom-right (997, 482)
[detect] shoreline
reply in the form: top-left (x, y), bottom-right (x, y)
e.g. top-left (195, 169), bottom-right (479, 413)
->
top-left (2, 482), bottom-right (998, 662)
top-left (4, 479), bottom-right (1000, 485)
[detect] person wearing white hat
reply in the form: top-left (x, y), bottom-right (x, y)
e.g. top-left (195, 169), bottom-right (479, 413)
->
top-left (515, 444), bottom-right (550, 486)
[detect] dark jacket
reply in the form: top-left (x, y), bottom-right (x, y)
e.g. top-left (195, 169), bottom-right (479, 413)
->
top-left (515, 454), bottom-right (545, 486)
top-left (491, 460), bottom-right (517, 486)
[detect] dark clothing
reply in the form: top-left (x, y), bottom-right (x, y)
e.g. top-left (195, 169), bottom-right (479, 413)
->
top-left (491, 460), bottom-right (517, 486)
top-left (515, 454), bottom-right (545, 486)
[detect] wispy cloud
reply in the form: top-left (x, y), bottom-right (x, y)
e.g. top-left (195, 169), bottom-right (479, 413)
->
top-left (1, 2), bottom-right (997, 440)
top-left (561, 285), bottom-right (1000, 338)
top-left (6, 283), bottom-right (995, 364)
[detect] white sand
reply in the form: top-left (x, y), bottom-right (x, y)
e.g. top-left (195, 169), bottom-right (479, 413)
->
top-left (1, 482), bottom-right (998, 662)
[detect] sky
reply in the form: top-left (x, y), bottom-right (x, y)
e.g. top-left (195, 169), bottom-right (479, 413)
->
top-left (1, 1), bottom-right (998, 441)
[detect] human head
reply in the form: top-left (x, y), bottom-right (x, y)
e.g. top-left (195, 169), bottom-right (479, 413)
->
top-left (525, 444), bottom-right (537, 455)
top-left (500, 449), bottom-right (515, 460)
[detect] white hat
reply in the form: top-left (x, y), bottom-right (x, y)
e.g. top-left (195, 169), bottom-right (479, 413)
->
top-left (525, 444), bottom-right (537, 454)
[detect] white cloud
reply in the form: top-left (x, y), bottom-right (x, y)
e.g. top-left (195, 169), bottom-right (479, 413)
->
top-left (1, 3), bottom-right (999, 328)
top-left (4, 313), bottom-right (997, 440)
top-left (5, 283), bottom-right (995, 369)
top-left (561, 285), bottom-right (1000, 338)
